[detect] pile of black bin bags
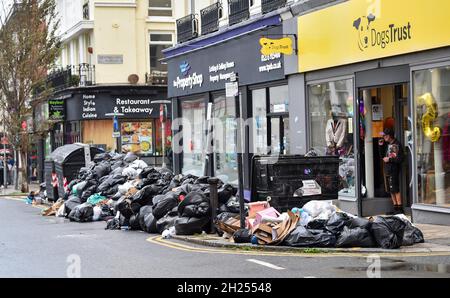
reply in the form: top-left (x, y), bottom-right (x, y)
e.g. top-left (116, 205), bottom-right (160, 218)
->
top-left (60, 152), bottom-right (239, 236)
top-left (282, 212), bottom-right (424, 249)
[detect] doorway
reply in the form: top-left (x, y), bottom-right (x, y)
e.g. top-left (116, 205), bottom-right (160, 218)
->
top-left (358, 84), bottom-right (411, 214)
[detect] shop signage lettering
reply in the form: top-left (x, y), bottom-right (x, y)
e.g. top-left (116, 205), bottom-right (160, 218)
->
top-left (353, 14), bottom-right (412, 51)
top-left (259, 37), bottom-right (293, 56)
top-left (209, 61), bottom-right (236, 84)
top-left (82, 95), bottom-right (97, 119)
top-left (48, 98), bottom-right (65, 121)
top-left (259, 53), bottom-right (282, 73)
top-left (173, 73), bottom-right (204, 90)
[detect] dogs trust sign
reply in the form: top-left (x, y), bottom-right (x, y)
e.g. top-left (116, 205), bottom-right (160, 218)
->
top-left (297, 0), bottom-right (450, 72)
top-left (260, 37), bottom-right (293, 56)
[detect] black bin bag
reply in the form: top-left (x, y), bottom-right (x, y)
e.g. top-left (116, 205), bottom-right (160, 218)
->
top-left (336, 226), bottom-right (376, 248)
top-left (233, 229), bottom-right (253, 243)
top-left (174, 217), bottom-right (210, 236)
top-left (156, 214), bottom-right (179, 234)
top-left (370, 216), bottom-right (406, 249)
top-left (68, 203), bottom-right (94, 223)
top-left (283, 226), bottom-right (337, 248)
top-left (400, 219), bottom-right (425, 246)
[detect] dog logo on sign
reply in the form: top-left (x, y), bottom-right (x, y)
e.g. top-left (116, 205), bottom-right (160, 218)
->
top-left (353, 13), bottom-right (376, 51)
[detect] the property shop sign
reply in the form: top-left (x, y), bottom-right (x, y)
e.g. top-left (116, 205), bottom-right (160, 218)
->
top-left (168, 25), bottom-right (285, 97)
top-left (66, 93), bottom-right (170, 121)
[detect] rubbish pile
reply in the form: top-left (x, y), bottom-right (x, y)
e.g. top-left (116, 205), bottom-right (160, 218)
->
top-left (215, 200), bottom-right (425, 249)
top-left (42, 152), bottom-right (240, 237)
top-left (42, 151), bottom-right (425, 249)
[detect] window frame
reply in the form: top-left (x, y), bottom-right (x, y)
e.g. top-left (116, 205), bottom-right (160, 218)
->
top-left (148, 0), bottom-right (173, 17)
top-left (306, 76), bottom-right (358, 200)
top-left (149, 31), bottom-right (174, 73)
top-left (410, 60), bottom-right (450, 209)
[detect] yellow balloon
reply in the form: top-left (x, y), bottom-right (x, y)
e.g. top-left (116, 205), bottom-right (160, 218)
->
top-left (418, 93), bottom-right (441, 143)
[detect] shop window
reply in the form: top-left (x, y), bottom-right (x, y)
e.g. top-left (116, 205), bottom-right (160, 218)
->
top-left (181, 98), bottom-right (206, 176)
top-left (252, 85), bottom-right (290, 155)
top-left (213, 94), bottom-right (238, 185)
top-left (308, 79), bottom-right (355, 197)
top-left (252, 89), bottom-right (268, 155)
top-left (121, 122), bottom-right (153, 156)
top-left (413, 66), bottom-right (450, 207)
top-left (155, 119), bottom-right (172, 156)
top-left (148, 0), bottom-right (172, 17)
top-left (149, 33), bottom-right (173, 75)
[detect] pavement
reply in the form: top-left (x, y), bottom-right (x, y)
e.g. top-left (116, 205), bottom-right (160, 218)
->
top-left (0, 182), bottom-right (39, 197)
top-left (170, 223), bottom-right (450, 254)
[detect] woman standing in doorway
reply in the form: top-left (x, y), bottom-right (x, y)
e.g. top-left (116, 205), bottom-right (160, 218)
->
top-left (379, 127), bottom-right (404, 214)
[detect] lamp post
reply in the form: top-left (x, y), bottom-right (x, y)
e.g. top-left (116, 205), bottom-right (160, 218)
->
top-left (151, 100), bottom-right (171, 168)
top-left (105, 109), bottom-right (125, 153)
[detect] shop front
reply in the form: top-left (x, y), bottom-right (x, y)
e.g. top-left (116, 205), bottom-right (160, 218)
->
top-left (51, 86), bottom-right (171, 167)
top-left (285, 0), bottom-right (450, 224)
top-left (165, 18), bottom-right (288, 194)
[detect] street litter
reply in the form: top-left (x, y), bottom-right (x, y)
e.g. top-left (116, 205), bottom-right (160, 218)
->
top-left (41, 151), bottom-right (425, 249)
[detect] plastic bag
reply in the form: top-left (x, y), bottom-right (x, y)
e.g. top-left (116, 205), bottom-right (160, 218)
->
top-left (395, 215), bottom-right (424, 246)
top-left (302, 201), bottom-right (337, 219)
top-left (178, 192), bottom-right (210, 218)
top-left (325, 212), bottom-right (351, 236)
top-left (336, 226), bottom-right (376, 248)
top-left (68, 203), bottom-right (94, 222)
top-left (347, 217), bottom-right (372, 229)
top-left (118, 182), bottom-right (134, 195)
top-left (233, 229), bottom-right (253, 243)
top-left (162, 226), bottom-right (176, 239)
top-left (105, 218), bottom-right (121, 230)
top-left (225, 196), bottom-right (240, 213)
top-left (56, 203), bottom-right (66, 217)
top-left (283, 226), bottom-right (337, 247)
top-left (122, 167), bottom-right (138, 180)
top-left (156, 214), bottom-right (179, 234)
top-left (72, 181), bottom-right (87, 198)
top-left (132, 185), bottom-right (160, 206)
top-left (218, 184), bottom-right (236, 204)
top-left (129, 214), bottom-right (142, 230)
top-left (130, 159), bottom-right (148, 170)
top-left (306, 219), bottom-right (328, 230)
top-left (87, 193), bottom-right (107, 205)
top-left (153, 195), bottom-right (178, 220)
top-left (93, 206), bottom-right (102, 221)
top-left (174, 217), bottom-right (210, 235)
top-left (123, 152), bottom-right (139, 163)
top-left (64, 195), bottom-right (82, 215)
top-left (370, 216), bottom-right (406, 249)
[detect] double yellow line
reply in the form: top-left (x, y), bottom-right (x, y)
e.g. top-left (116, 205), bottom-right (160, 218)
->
top-left (147, 236), bottom-right (450, 258)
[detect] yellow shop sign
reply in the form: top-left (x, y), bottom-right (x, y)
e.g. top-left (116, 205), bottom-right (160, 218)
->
top-left (298, 0), bottom-right (450, 72)
top-left (260, 37), bottom-right (293, 56)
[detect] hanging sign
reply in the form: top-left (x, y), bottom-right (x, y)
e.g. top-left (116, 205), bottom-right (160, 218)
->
top-left (259, 37), bottom-right (293, 56)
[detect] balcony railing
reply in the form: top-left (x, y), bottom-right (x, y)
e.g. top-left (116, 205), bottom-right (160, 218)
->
top-left (145, 70), bottom-right (168, 86)
top-left (176, 14), bottom-right (198, 44)
top-left (45, 64), bottom-right (95, 92)
top-left (83, 2), bottom-right (89, 20)
top-left (201, 2), bottom-right (222, 35)
top-left (261, 0), bottom-right (287, 14)
top-left (228, 0), bottom-right (250, 26)
top-left (77, 63), bottom-right (95, 87)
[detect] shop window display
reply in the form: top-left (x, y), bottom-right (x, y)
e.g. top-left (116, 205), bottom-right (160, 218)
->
top-left (213, 95), bottom-right (238, 185)
top-left (309, 79), bottom-right (356, 197)
top-left (413, 66), bottom-right (450, 207)
top-left (181, 98), bottom-right (206, 176)
top-left (121, 122), bottom-right (153, 155)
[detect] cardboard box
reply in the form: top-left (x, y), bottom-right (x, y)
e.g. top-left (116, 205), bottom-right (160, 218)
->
top-left (253, 207), bottom-right (281, 226)
top-left (248, 201), bottom-right (270, 218)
